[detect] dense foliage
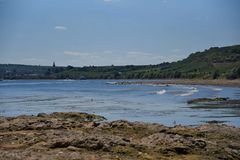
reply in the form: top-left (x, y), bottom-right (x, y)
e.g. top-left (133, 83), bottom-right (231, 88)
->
top-left (1, 45), bottom-right (240, 80)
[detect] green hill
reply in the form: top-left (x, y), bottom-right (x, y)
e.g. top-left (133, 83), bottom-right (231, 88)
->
top-left (151, 45), bottom-right (240, 79)
top-left (1, 44), bottom-right (240, 79)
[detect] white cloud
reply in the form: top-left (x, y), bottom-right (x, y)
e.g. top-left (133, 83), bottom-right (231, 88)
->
top-left (127, 51), bottom-right (151, 56)
top-left (64, 51), bottom-right (92, 56)
top-left (103, 0), bottom-right (112, 2)
top-left (172, 49), bottom-right (181, 53)
top-left (164, 54), bottom-right (185, 62)
top-left (62, 50), bottom-right (165, 66)
top-left (151, 55), bottom-right (163, 60)
top-left (124, 51), bottom-right (163, 64)
top-left (64, 51), bottom-right (101, 60)
top-left (20, 58), bottom-right (43, 62)
top-left (55, 26), bottom-right (67, 31)
top-left (19, 58), bottom-right (44, 65)
top-left (103, 50), bottom-right (113, 54)
top-left (103, 0), bottom-right (121, 3)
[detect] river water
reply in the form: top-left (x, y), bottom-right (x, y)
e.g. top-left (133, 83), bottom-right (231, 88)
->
top-left (0, 80), bottom-right (239, 126)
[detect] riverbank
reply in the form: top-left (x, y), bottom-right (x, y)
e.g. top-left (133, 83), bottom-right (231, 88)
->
top-left (0, 112), bottom-right (239, 160)
top-left (115, 79), bottom-right (240, 87)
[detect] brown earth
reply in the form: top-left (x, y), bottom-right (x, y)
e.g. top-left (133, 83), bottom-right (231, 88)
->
top-left (0, 112), bottom-right (240, 160)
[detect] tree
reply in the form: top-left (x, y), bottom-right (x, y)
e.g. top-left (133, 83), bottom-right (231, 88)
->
top-left (174, 71), bottom-right (182, 78)
top-left (237, 67), bottom-right (240, 77)
top-left (226, 68), bottom-right (238, 80)
top-left (212, 70), bottom-right (220, 79)
top-left (66, 65), bottom-right (74, 70)
top-left (45, 68), bottom-right (51, 76)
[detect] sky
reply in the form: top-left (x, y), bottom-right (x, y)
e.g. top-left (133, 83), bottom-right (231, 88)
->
top-left (0, 0), bottom-right (240, 67)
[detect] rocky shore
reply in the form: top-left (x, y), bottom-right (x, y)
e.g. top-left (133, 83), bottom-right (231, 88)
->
top-left (187, 97), bottom-right (240, 105)
top-left (0, 112), bottom-right (240, 160)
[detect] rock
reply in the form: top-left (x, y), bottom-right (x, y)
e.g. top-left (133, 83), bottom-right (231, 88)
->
top-left (67, 146), bottom-right (81, 151)
top-left (0, 112), bottom-right (239, 160)
top-left (187, 97), bottom-right (240, 106)
top-left (49, 139), bottom-right (72, 148)
top-left (192, 139), bottom-right (206, 148)
top-left (141, 132), bottom-right (206, 153)
top-left (37, 113), bottom-right (49, 117)
top-left (205, 120), bottom-right (227, 124)
top-left (169, 146), bottom-right (190, 154)
top-left (187, 97), bottom-right (229, 104)
top-left (50, 134), bottom-right (130, 151)
top-left (109, 120), bottom-right (133, 128)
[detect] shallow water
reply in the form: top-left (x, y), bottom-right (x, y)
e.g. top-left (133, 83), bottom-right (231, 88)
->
top-left (0, 80), bottom-right (239, 126)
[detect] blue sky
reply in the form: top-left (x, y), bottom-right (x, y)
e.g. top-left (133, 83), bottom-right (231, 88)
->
top-left (0, 0), bottom-right (240, 66)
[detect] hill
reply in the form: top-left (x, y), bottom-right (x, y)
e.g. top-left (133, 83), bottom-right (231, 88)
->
top-left (0, 44), bottom-right (240, 80)
top-left (153, 45), bottom-right (240, 79)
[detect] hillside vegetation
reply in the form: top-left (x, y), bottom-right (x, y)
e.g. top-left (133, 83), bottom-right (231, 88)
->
top-left (1, 45), bottom-right (240, 80)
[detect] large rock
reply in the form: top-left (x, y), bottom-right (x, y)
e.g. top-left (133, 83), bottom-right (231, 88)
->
top-left (0, 112), bottom-right (240, 160)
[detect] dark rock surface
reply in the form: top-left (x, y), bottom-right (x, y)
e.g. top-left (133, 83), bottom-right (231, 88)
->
top-left (0, 112), bottom-right (239, 160)
top-left (187, 97), bottom-right (240, 105)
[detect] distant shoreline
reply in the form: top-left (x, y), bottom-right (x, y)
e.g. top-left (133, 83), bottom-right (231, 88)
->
top-left (1, 78), bottom-right (240, 87)
top-left (115, 79), bottom-right (240, 87)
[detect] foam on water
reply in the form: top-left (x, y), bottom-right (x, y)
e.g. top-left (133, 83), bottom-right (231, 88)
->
top-left (156, 89), bottom-right (166, 95)
top-left (106, 82), bottom-right (118, 85)
top-left (177, 87), bottom-right (199, 96)
top-left (212, 88), bottom-right (223, 91)
top-left (62, 79), bottom-right (76, 81)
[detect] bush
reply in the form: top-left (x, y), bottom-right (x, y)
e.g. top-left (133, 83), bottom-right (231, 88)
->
top-left (226, 68), bottom-right (238, 80)
top-left (212, 70), bottom-right (220, 79)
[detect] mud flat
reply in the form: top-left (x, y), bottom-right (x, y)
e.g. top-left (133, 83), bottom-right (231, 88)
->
top-left (0, 112), bottom-right (240, 160)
